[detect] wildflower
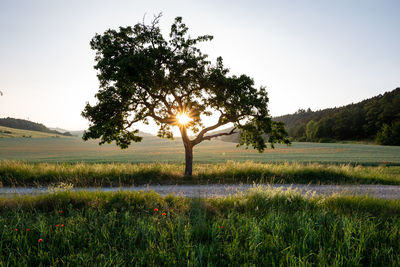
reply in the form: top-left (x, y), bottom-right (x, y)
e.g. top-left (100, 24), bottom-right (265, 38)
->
top-left (56, 224), bottom-right (59, 227)
top-left (162, 212), bottom-right (166, 216)
top-left (15, 229), bottom-right (18, 231)
top-left (26, 229), bottom-right (30, 231)
top-left (38, 238), bottom-right (43, 243)
top-left (60, 210), bottom-right (63, 214)
top-left (61, 224), bottom-right (64, 227)
top-left (220, 226), bottom-right (223, 230)
top-left (154, 208), bottom-right (158, 212)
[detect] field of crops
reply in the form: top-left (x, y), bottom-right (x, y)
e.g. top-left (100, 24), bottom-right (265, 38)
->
top-left (1, 136), bottom-right (399, 165)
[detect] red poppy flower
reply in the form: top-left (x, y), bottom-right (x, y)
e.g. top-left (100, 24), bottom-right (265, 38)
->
top-left (162, 212), bottom-right (166, 216)
top-left (56, 224), bottom-right (59, 227)
top-left (220, 226), bottom-right (223, 230)
top-left (26, 229), bottom-right (30, 231)
top-left (15, 229), bottom-right (18, 231)
top-left (61, 224), bottom-right (64, 227)
top-left (60, 211), bottom-right (63, 214)
top-left (154, 208), bottom-right (158, 212)
top-left (38, 238), bottom-right (43, 243)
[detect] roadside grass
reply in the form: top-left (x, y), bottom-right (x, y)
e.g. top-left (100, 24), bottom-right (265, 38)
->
top-left (0, 161), bottom-right (399, 187)
top-left (0, 189), bottom-right (399, 265)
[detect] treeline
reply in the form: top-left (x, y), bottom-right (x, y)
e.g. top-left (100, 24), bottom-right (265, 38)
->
top-left (0, 118), bottom-right (72, 136)
top-left (275, 88), bottom-right (400, 145)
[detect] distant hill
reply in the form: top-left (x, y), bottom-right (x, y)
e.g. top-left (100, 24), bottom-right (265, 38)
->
top-left (49, 127), bottom-right (69, 133)
top-left (0, 125), bottom-right (70, 138)
top-left (0, 118), bottom-right (156, 139)
top-left (275, 87), bottom-right (400, 145)
top-left (69, 130), bottom-right (84, 137)
top-left (0, 118), bottom-right (72, 137)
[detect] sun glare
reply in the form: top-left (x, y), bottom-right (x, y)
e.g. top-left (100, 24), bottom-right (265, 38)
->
top-left (176, 112), bottom-right (192, 125)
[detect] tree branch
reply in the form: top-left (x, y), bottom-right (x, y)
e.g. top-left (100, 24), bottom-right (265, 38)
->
top-left (192, 114), bottom-right (232, 145)
top-left (138, 84), bottom-right (174, 116)
top-left (141, 100), bottom-right (172, 124)
top-left (124, 112), bottom-right (150, 130)
top-left (152, 92), bottom-right (174, 115)
top-left (171, 91), bottom-right (183, 110)
top-left (201, 127), bottom-right (237, 141)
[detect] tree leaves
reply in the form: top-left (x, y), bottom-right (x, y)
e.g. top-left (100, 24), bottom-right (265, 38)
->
top-left (82, 15), bottom-right (290, 151)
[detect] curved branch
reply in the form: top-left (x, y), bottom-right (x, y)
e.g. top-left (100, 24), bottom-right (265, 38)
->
top-left (201, 127), bottom-right (237, 142)
top-left (138, 84), bottom-right (174, 116)
top-left (171, 91), bottom-right (183, 110)
top-left (141, 100), bottom-right (173, 124)
top-left (191, 114), bottom-right (232, 146)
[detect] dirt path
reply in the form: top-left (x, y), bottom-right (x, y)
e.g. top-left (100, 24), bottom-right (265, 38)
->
top-left (1, 184), bottom-right (400, 199)
top-left (129, 184), bottom-right (400, 199)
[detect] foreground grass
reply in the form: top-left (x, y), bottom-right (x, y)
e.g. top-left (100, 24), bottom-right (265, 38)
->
top-left (0, 161), bottom-right (399, 186)
top-left (0, 189), bottom-right (400, 265)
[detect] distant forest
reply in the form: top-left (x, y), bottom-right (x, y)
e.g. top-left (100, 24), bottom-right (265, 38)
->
top-left (0, 118), bottom-right (72, 136)
top-left (216, 88), bottom-right (400, 145)
top-left (275, 88), bottom-right (400, 145)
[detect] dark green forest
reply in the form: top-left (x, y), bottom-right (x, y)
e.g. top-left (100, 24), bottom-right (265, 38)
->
top-left (216, 88), bottom-right (400, 145)
top-left (0, 118), bottom-right (72, 136)
top-left (275, 88), bottom-right (400, 145)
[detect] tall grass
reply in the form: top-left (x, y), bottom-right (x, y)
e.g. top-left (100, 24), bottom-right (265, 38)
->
top-left (0, 160), bottom-right (399, 186)
top-left (0, 189), bottom-right (399, 265)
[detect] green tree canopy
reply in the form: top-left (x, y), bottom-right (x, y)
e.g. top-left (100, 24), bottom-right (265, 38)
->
top-left (82, 15), bottom-right (290, 175)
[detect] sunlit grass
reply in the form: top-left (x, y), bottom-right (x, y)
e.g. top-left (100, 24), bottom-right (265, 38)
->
top-left (0, 160), bottom-right (399, 187)
top-left (0, 189), bottom-right (399, 265)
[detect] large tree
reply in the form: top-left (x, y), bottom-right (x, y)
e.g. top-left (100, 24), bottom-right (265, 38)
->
top-left (82, 15), bottom-right (290, 176)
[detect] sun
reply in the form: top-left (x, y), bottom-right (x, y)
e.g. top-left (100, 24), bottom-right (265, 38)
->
top-left (176, 112), bottom-right (192, 125)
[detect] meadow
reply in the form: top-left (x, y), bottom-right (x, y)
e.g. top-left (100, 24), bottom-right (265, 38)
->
top-left (1, 136), bottom-right (400, 265)
top-left (0, 189), bottom-right (400, 265)
top-left (0, 136), bottom-right (399, 165)
top-left (1, 136), bottom-right (399, 186)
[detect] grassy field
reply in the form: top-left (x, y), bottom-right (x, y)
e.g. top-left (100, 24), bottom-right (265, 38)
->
top-left (1, 136), bottom-right (399, 186)
top-left (0, 136), bottom-right (399, 165)
top-left (1, 135), bottom-right (400, 265)
top-left (0, 189), bottom-right (399, 265)
top-left (0, 126), bottom-right (68, 138)
top-left (1, 161), bottom-right (399, 186)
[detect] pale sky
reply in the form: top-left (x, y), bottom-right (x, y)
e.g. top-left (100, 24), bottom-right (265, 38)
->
top-left (0, 0), bottom-right (399, 134)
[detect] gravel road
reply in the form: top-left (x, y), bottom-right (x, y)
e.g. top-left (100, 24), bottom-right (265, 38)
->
top-left (1, 184), bottom-right (400, 199)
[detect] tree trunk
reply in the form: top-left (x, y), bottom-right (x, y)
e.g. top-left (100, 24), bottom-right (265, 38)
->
top-left (184, 144), bottom-right (193, 176)
top-left (180, 125), bottom-right (193, 176)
